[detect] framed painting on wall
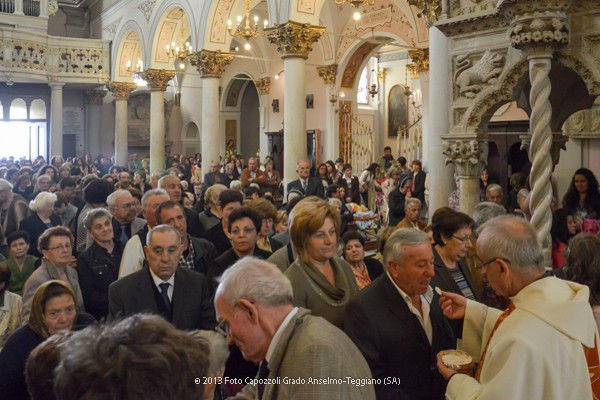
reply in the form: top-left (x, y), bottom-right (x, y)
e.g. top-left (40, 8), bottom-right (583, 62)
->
top-left (388, 84), bottom-right (408, 137)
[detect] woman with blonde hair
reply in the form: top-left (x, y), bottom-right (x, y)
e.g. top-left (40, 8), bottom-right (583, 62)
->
top-left (284, 197), bottom-right (358, 328)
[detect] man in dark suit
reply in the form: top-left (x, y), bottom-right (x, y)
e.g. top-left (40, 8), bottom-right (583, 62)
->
top-left (287, 159), bottom-right (325, 198)
top-left (107, 189), bottom-right (146, 247)
top-left (108, 224), bottom-right (215, 331)
top-left (158, 175), bottom-right (204, 238)
top-left (203, 160), bottom-right (227, 190)
top-left (345, 228), bottom-right (455, 400)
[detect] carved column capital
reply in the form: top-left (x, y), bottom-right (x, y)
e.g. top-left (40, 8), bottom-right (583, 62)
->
top-left (519, 132), bottom-right (568, 170)
top-left (138, 69), bottom-right (176, 91)
top-left (189, 50), bottom-right (234, 78)
top-left (265, 21), bottom-right (325, 60)
top-left (108, 82), bottom-right (137, 100)
top-left (441, 137), bottom-right (488, 177)
top-left (317, 64), bottom-right (337, 85)
top-left (407, 0), bottom-right (441, 26)
top-left (499, 0), bottom-right (571, 55)
top-left (407, 49), bottom-right (429, 79)
top-left (255, 77), bottom-right (270, 95)
top-left (85, 89), bottom-right (108, 105)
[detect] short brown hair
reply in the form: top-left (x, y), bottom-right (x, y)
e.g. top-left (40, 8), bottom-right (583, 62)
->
top-left (38, 226), bottom-right (73, 253)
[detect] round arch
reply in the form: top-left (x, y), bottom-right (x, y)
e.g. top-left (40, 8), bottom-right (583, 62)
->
top-left (112, 21), bottom-right (146, 82)
top-left (147, 3), bottom-right (195, 70)
top-left (180, 121), bottom-right (200, 156)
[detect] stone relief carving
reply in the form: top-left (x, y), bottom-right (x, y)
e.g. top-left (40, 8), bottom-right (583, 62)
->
top-left (137, 0), bottom-right (157, 23)
top-left (265, 21), bottom-right (325, 60)
top-left (103, 19), bottom-right (121, 40)
top-left (509, 17), bottom-right (569, 49)
top-left (442, 138), bottom-right (488, 177)
top-left (189, 50), bottom-right (234, 78)
top-left (448, 0), bottom-right (496, 17)
top-left (555, 52), bottom-right (600, 96)
top-left (461, 57), bottom-right (529, 133)
top-left (47, 0), bottom-right (58, 16)
top-left (454, 50), bottom-right (505, 99)
top-left (438, 14), bottom-right (509, 36)
top-left (127, 93), bottom-right (173, 142)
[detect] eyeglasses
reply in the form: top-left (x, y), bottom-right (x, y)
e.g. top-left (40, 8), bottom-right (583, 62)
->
top-left (47, 243), bottom-right (72, 252)
top-left (215, 319), bottom-right (230, 337)
top-left (230, 227), bottom-right (256, 236)
top-left (476, 257), bottom-right (510, 271)
top-left (452, 235), bottom-right (472, 243)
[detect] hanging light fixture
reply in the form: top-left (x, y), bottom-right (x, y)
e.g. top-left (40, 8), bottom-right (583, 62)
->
top-left (228, 0), bottom-right (268, 51)
top-left (334, 0), bottom-right (375, 21)
top-left (166, 22), bottom-right (193, 68)
top-left (368, 67), bottom-right (378, 98)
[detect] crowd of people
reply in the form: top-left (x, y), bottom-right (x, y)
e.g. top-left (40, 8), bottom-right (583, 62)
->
top-left (0, 148), bottom-right (598, 399)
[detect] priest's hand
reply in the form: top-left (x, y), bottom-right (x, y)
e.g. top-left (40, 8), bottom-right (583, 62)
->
top-left (438, 289), bottom-right (467, 320)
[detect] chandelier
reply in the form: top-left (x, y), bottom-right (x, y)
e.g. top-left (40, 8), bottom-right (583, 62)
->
top-left (166, 24), bottom-right (193, 68)
top-left (334, 0), bottom-right (375, 20)
top-left (228, 0), bottom-right (268, 51)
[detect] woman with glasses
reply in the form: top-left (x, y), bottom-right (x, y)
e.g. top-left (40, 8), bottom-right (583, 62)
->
top-left (430, 207), bottom-right (480, 302)
top-left (206, 207), bottom-right (268, 398)
top-left (20, 227), bottom-right (84, 323)
top-left (19, 192), bottom-right (62, 258)
top-left (285, 197), bottom-right (358, 329)
top-left (0, 280), bottom-right (94, 399)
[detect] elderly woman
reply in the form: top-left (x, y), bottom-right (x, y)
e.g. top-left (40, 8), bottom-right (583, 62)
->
top-left (0, 179), bottom-right (30, 250)
top-left (77, 208), bottom-right (122, 320)
top-left (21, 227), bottom-right (83, 323)
top-left (262, 159), bottom-right (282, 200)
top-left (341, 231), bottom-right (383, 290)
top-left (284, 197), bottom-right (358, 329)
top-left (564, 234), bottom-right (600, 332)
top-left (199, 184), bottom-right (227, 232)
top-left (12, 174), bottom-right (33, 201)
top-left (19, 192), bottom-right (61, 258)
top-left (0, 280), bottom-right (93, 399)
top-left (132, 170), bottom-right (151, 194)
top-left (430, 207), bottom-right (479, 301)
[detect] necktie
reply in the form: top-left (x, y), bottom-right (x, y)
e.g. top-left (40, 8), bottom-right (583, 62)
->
top-left (475, 301), bottom-right (515, 381)
top-left (256, 360), bottom-right (270, 399)
top-left (159, 282), bottom-right (171, 313)
top-left (302, 180), bottom-right (307, 192)
top-left (119, 225), bottom-right (128, 245)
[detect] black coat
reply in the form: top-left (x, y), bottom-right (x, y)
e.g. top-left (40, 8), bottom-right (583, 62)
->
top-left (287, 177), bottom-right (325, 199)
top-left (19, 213), bottom-right (62, 258)
top-left (77, 240), bottom-right (122, 320)
top-left (345, 274), bottom-right (455, 400)
top-left (108, 267), bottom-right (216, 331)
top-left (388, 189), bottom-right (409, 226)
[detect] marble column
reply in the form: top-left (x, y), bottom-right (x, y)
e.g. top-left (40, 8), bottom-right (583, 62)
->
top-left (138, 69), bottom-right (176, 174)
top-left (84, 89), bottom-right (107, 159)
top-left (255, 78), bottom-right (270, 161)
top-left (317, 64), bottom-right (338, 162)
top-left (266, 21), bottom-right (325, 191)
top-left (49, 81), bottom-right (64, 157)
top-left (190, 50), bottom-right (234, 175)
top-left (107, 83), bottom-right (136, 167)
top-left (426, 27), bottom-right (454, 219)
top-left (500, 0), bottom-right (570, 260)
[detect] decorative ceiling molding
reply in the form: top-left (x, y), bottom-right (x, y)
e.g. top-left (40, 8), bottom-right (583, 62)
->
top-left (137, 0), bottom-right (157, 23)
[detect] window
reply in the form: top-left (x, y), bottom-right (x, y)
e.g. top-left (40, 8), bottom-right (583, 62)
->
top-left (10, 98), bottom-right (27, 119)
top-left (30, 99), bottom-right (46, 119)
